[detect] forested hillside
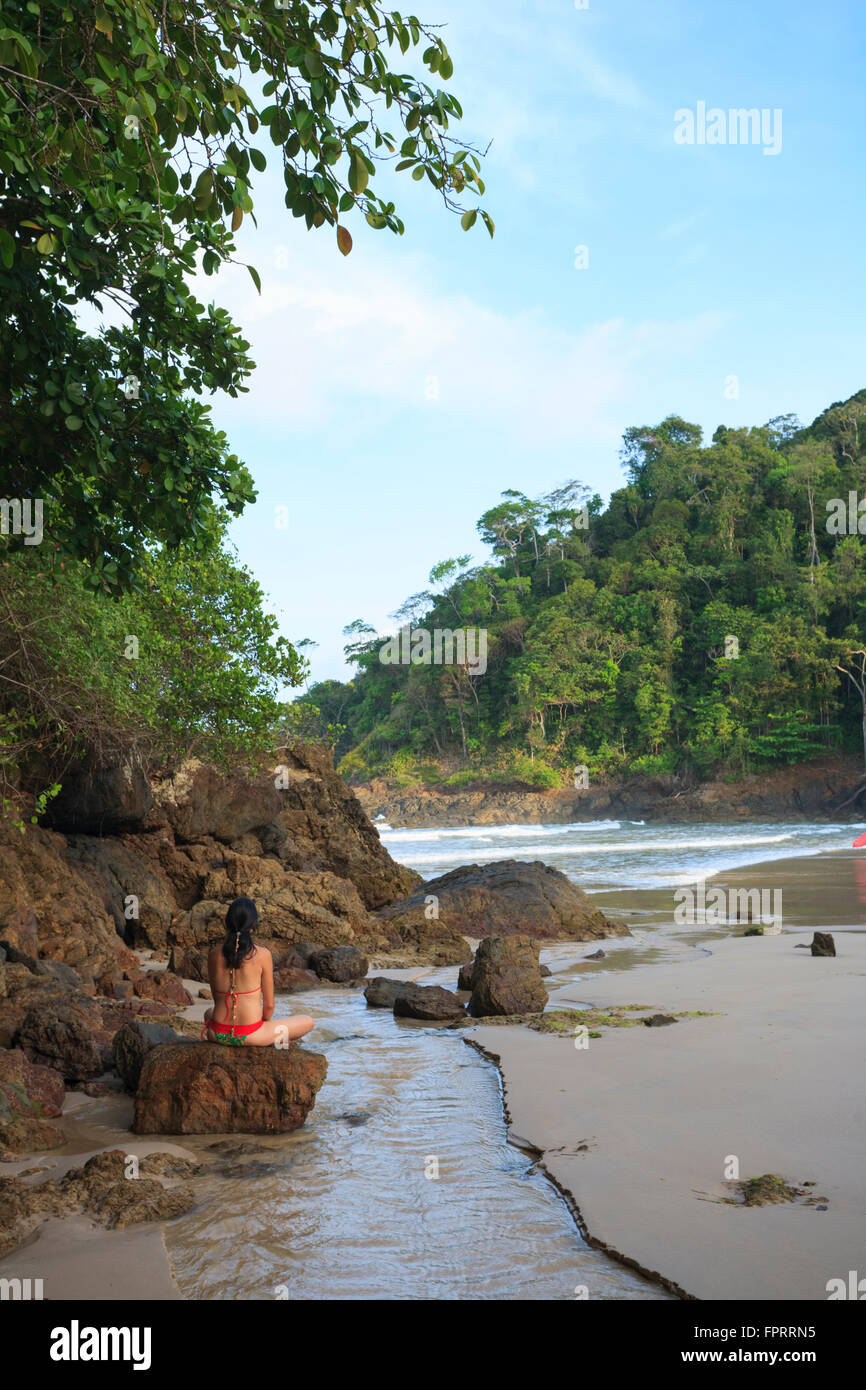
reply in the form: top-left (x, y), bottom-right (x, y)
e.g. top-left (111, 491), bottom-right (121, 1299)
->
top-left (300, 391), bottom-right (866, 788)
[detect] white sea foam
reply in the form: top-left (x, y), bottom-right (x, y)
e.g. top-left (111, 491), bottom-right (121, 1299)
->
top-left (380, 819), bottom-right (856, 892)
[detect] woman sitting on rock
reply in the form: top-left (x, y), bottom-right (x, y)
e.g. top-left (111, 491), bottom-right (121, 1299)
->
top-left (202, 897), bottom-right (314, 1048)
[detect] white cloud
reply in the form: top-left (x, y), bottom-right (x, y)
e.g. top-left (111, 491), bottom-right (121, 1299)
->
top-left (207, 238), bottom-right (729, 451)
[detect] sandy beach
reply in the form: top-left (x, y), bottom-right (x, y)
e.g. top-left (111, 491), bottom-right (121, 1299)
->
top-left (3, 851), bottom-right (863, 1302)
top-left (471, 854), bottom-right (866, 1300)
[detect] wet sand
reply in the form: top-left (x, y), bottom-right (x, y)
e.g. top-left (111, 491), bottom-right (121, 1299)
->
top-left (471, 852), bottom-right (866, 1300)
top-left (0, 1091), bottom-right (194, 1299)
top-left (594, 848), bottom-right (866, 932)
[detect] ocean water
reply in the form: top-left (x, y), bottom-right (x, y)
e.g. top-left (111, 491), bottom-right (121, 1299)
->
top-left (376, 818), bottom-right (863, 893)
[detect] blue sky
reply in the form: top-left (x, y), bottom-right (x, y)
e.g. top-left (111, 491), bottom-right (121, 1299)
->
top-left (203, 0), bottom-right (866, 690)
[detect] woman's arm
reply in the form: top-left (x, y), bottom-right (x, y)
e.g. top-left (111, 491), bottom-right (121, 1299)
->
top-left (260, 948), bottom-right (275, 1021)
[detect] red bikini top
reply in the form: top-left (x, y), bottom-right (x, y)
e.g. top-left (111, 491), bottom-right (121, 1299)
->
top-left (219, 967), bottom-right (261, 1022)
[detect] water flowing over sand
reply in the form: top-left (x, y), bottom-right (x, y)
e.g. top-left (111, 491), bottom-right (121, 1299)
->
top-left (165, 963), bottom-right (669, 1300)
top-left (167, 818), bottom-right (865, 1299)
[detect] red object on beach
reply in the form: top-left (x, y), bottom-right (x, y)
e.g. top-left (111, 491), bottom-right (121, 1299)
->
top-left (852, 832), bottom-right (866, 847)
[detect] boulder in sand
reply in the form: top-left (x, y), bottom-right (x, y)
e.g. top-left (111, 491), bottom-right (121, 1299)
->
top-left (133, 1042), bottom-right (327, 1135)
top-left (308, 944), bottom-right (367, 982)
top-left (468, 936), bottom-right (548, 1017)
top-left (393, 984), bottom-right (465, 1021)
top-left (379, 859), bottom-right (627, 942)
top-left (364, 977), bottom-right (411, 1009)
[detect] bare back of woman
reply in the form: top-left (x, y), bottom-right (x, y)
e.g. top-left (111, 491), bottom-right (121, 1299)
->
top-left (203, 897), bottom-right (313, 1049)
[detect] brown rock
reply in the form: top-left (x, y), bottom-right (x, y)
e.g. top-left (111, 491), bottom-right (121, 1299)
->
top-left (0, 821), bottom-right (134, 986)
top-left (130, 970), bottom-right (193, 1007)
top-left (151, 760), bottom-right (284, 844)
top-left (18, 1001), bottom-right (104, 1081)
top-left (42, 752), bottom-right (153, 834)
top-left (111, 1019), bottom-right (186, 1091)
top-left (457, 962), bottom-right (474, 991)
top-left (60, 1150), bottom-right (194, 1229)
top-left (0, 1047), bottom-right (67, 1153)
top-left (133, 1042), bottom-right (327, 1135)
top-left (468, 936), bottom-right (548, 1017)
top-left (379, 860), bottom-right (626, 942)
top-left (373, 908), bottom-right (473, 966)
top-left (165, 861), bottom-right (380, 965)
top-left (0, 1116), bottom-right (67, 1154)
top-left (65, 834), bottom-right (177, 951)
top-left (274, 744), bottom-right (421, 909)
top-left (393, 985), bottom-right (466, 1021)
top-left (364, 977), bottom-right (411, 1009)
top-left (0, 1147), bottom-right (193, 1255)
top-left (272, 966), bottom-right (320, 993)
top-left (308, 945), bottom-right (367, 982)
top-left (168, 943), bottom-right (209, 982)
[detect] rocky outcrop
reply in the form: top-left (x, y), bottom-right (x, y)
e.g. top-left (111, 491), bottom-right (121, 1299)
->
top-left (0, 1047), bottom-right (66, 1154)
top-left (393, 984), bottom-right (466, 1021)
top-left (380, 860), bottom-right (627, 943)
top-left (149, 744), bottom-right (419, 911)
top-left (371, 904), bottom-right (473, 966)
top-left (164, 868), bottom-right (378, 970)
top-left (127, 969), bottom-right (193, 1007)
top-left (468, 936), bottom-right (548, 1017)
top-left (0, 742), bottom-right (423, 1016)
top-left (0, 819), bottom-right (137, 986)
top-left (356, 755), bottom-right (866, 826)
top-left (273, 744), bottom-right (421, 909)
top-left (44, 753), bottom-right (153, 834)
top-left (152, 760), bottom-right (283, 843)
top-left (133, 1042), bottom-right (328, 1135)
top-left (0, 1149), bottom-right (196, 1256)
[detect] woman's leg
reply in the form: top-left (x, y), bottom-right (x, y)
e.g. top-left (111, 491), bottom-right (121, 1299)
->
top-left (245, 1015), bottom-right (314, 1047)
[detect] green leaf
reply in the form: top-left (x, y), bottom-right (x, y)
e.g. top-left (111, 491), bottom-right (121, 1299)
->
top-left (94, 7), bottom-right (112, 37)
top-left (36, 233), bottom-right (58, 254)
top-left (460, 209), bottom-right (477, 230)
top-left (65, 415), bottom-right (83, 431)
top-left (247, 264), bottom-right (262, 293)
top-left (336, 224), bottom-right (352, 256)
top-left (250, 148), bottom-right (267, 173)
top-left (348, 149), bottom-right (369, 196)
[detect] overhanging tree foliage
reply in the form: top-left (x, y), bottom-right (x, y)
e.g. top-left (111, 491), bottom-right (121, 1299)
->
top-left (0, 0), bottom-right (490, 591)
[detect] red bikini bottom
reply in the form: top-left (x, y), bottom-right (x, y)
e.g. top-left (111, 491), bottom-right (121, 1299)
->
top-left (202, 1018), bottom-right (265, 1045)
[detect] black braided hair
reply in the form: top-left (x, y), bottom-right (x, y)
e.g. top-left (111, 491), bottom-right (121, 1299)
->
top-left (222, 897), bottom-right (258, 969)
